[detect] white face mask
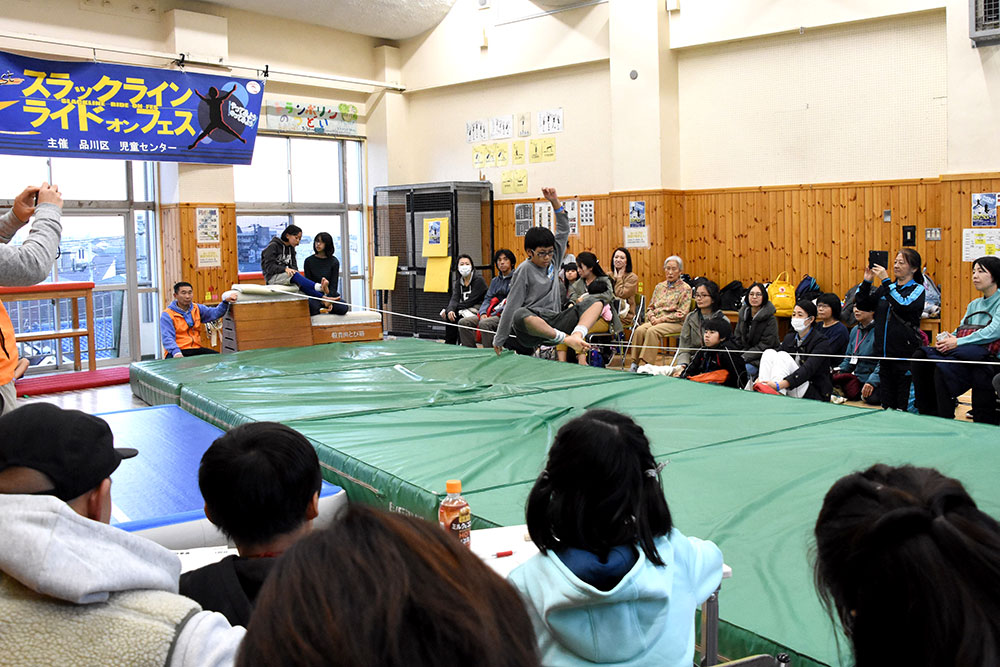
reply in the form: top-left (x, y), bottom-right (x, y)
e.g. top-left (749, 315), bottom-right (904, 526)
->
top-left (790, 316), bottom-right (811, 333)
top-left (458, 265), bottom-right (472, 277)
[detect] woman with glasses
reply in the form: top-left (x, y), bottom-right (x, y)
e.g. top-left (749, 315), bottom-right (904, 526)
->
top-left (672, 280), bottom-right (724, 377)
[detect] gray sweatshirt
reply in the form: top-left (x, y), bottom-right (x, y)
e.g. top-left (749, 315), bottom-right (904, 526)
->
top-left (493, 208), bottom-right (569, 348)
top-left (0, 204), bottom-right (63, 286)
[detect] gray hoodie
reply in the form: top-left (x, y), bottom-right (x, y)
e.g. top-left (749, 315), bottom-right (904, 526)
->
top-left (0, 204), bottom-right (62, 286)
top-left (0, 494), bottom-right (244, 666)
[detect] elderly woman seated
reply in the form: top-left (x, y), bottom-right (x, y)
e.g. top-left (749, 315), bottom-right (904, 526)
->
top-left (625, 255), bottom-right (691, 372)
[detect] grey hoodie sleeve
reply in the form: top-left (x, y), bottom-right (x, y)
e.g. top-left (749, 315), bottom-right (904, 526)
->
top-left (0, 204), bottom-right (62, 286)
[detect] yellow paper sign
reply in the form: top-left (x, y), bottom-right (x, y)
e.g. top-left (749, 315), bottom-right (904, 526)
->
top-left (988, 244), bottom-right (997, 255)
top-left (473, 144), bottom-right (486, 168)
top-left (372, 255), bottom-right (399, 290)
top-left (512, 140), bottom-right (525, 165)
top-left (541, 137), bottom-right (556, 162)
top-left (484, 143), bottom-right (496, 168)
top-left (514, 169), bottom-right (528, 193)
top-left (529, 139), bottom-right (542, 163)
top-left (422, 217), bottom-right (449, 257)
top-left (501, 170), bottom-right (514, 194)
top-left (424, 256), bottom-right (451, 293)
top-left (496, 143), bottom-right (509, 167)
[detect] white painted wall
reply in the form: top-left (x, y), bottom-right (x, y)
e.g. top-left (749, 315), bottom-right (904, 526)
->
top-left (677, 11), bottom-right (948, 188)
top-left (668, 0), bottom-right (944, 49)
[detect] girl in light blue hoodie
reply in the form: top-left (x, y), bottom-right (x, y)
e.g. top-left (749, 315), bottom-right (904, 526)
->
top-left (508, 410), bottom-right (723, 667)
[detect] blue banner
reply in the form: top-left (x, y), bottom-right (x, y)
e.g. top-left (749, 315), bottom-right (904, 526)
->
top-left (0, 51), bottom-right (264, 165)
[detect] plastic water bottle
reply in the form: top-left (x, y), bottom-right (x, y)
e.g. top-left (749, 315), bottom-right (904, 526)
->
top-left (438, 479), bottom-right (472, 548)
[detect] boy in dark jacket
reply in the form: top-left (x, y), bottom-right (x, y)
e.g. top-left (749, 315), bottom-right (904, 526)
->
top-left (681, 317), bottom-right (747, 388)
top-left (180, 422), bottom-right (322, 627)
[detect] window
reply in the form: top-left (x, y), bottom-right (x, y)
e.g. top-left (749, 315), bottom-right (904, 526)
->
top-left (234, 135), bottom-right (367, 308)
top-left (971, 0), bottom-right (1000, 45)
top-left (0, 157), bottom-right (159, 370)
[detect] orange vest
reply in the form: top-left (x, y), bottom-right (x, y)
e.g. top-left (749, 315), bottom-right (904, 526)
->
top-left (165, 305), bottom-right (203, 353)
top-left (0, 301), bottom-right (17, 385)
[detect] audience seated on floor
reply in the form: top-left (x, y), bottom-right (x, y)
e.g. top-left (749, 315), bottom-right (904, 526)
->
top-left (179, 422), bottom-right (322, 627)
top-left (508, 409), bottom-right (722, 667)
top-left (754, 300), bottom-right (833, 401)
top-left (439, 254), bottom-right (487, 346)
top-left (160, 281), bottom-right (237, 358)
top-left (671, 279), bottom-right (724, 377)
top-left (815, 463), bottom-right (1000, 667)
top-left (0, 403), bottom-right (244, 666)
top-left (733, 281), bottom-right (779, 381)
top-left (458, 249), bottom-right (516, 348)
top-left (831, 299), bottom-right (881, 405)
top-left (237, 504), bottom-right (538, 667)
top-left (912, 256), bottom-right (1000, 424)
top-left (680, 317), bottom-right (747, 388)
top-left (815, 292), bottom-right (849, 366)
top-left (626, 256), bottom-right (691, 371)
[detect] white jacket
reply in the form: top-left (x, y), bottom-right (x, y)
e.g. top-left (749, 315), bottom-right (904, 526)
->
top-left (0, 494), bottom-right (244, 666)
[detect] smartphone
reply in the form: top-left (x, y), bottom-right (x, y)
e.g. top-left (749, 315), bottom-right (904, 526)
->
top-left (868, 250), bottom-right (889, 270)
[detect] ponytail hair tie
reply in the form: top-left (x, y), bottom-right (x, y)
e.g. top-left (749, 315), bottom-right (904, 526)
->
top-left (645, 461), bottom-right (668, 479)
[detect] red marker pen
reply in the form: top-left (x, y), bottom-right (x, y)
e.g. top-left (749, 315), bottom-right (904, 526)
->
top-left (491, 550), bottom-right (513, 559)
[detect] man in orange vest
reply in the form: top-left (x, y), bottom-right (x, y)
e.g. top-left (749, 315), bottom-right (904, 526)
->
top-left (160, 282), bottom-right (237, 358)
top-left (0, 183), bottom-right (63, 415)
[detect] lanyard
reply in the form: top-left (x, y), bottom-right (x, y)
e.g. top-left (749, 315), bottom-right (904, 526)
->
top-left (852, 327), bottom-right (871, 355)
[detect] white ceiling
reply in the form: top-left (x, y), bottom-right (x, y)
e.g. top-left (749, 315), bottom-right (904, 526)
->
top-left (201, 0), bottom-right (460, 41)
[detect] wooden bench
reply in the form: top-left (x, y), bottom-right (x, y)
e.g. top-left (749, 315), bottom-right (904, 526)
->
top-left (0, 281), bottom-right (96, 371)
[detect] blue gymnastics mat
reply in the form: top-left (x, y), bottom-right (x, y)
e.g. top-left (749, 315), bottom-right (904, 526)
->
top-left (100, 405), bottom-right (345, 549)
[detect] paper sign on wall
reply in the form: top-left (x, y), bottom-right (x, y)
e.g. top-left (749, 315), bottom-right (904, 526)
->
top-left (501, 171), bottom-right (514, 195)
top-left (495, 143), bottom-right (509, 167)
top-left (629, 200), bottom-right (646, 228)
top-left (537, 108), bottom-right (563, 134)
top-left (512, 140), bottom-right (526, 165)
top-left (529, 139), bottom-right (543, 163)
top-left (484, 144), bottom-right (496, 168)
top-left (196, 208), bottom-right (220, 243)
top-left (490, 115), bottom-right (513, 139)
top-left (466, 119), bottom-right (488, 143)
top-left (424, 256), bottom-right (451, 293)
top-left (196, 247), bottom-right (221, 268)
top-left (541, 137), bottom-right (556, 162)
top-left (535, 201), bottom-right (554, 230)
top-left (517, 112), bottom-right (531, 137)
top-left (513, 169), bottom-right (528, 193)
top-left (565, 199), bottom-right (578, 235)
top-left (422, 217), bottom-right (449, 257)
top-left (579, 200), bottom-right (595, 226)
top-left (963, 228), bottom-right (1000, 262)
top-left (972, 193), bottom-right (998, 227)
top-left (372, 256), bottom-right (399, 290)
top-left (624, 226), bottom-right (649, 248)
top-left (515, 203), bottom-right (533, 236)
top-left (473, 144), bottom-right (486, 168)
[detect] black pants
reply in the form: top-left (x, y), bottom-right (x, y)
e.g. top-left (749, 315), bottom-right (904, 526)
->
top-left (912, 345), bottom-right (1000, 424)
top-left (443, 322), bottom-right (460, 345)
top-left (878, 360), bottom-right (911, 410)
top-left (180, 347), bottom-right (219, 357)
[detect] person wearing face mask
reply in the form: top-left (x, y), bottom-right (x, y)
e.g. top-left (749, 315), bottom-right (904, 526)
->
top-left (732, 282), bottom-right (779, 380)
top-left (857, 248), bottom-right (925, 410)
top-left (830, 298), bottom-right (880, 405)
top-left (457, 249), bottom-right (516, 348)
top-left (911, 256), bottom-right (1000, 424)
top-left (753, 300), bottom-right (834, 401)
top-left (440, 254), bottom-right (487, 346)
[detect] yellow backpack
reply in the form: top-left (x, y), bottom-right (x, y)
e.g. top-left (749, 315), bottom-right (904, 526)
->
top-left (767, 271), bottom-right (796, 317)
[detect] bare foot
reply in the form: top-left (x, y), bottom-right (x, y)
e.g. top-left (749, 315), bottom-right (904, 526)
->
top-left (319, 306), bottom-right (332, 314)
top-left (562, 333), bottom-right (590, 354)
top-left (320, 277), bottom-right (330, 295)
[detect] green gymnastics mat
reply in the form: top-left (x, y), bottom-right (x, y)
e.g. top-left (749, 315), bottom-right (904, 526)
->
top-left (130, 339), bottom-right (1000, 666)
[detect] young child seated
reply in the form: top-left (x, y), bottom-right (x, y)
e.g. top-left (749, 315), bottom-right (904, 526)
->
top-left (493, 187), bottom-right (606, 356)
top-left (680, 317), bottom-right (747, 388)
top-left (508, 409), bottom-right (723, 667)
top-left (180, 422), bottom-right (322, 627)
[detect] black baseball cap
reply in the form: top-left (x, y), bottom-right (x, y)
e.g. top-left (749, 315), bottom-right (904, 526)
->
top-left (0, 403), bottom-right (137, 501)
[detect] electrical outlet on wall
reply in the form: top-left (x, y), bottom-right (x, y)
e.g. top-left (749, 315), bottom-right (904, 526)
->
top-left (925, 228), bottom-right (942, 241)
top-left (902, 225), bottom-right (916, 247)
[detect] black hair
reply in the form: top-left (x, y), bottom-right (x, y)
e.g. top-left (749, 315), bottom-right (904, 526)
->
top-left (816, 293), bottom-right (842, 321)
top-left (525, 410), bottom-right (672, 566)
top-left (702, 316), bottom-right (732, 341)
top-left (796, 299), bottom-right (818, 319)
top-left (524, 226), bottom-right (555, 253)
top-left (586, 279), bottom-right (608, 295)
top-left (693, 279), bottom-right (721, 311)
top-left (494, 249), bottom-right (516, 271)
top-left (575, 251), bottom-right (607, 279)
top-left (313, 232), bottom-right (335, 258)
top-left (281, 224), bottom-right (303, 242)
top-left (561, 262), bottom-right (578, 291)
top-left (897, 248), bottom-right (923, 286)
top-left (974, 256), bottom-right (1000, 288)
top-left (456, 254), bottom-right (475, 275)
top-left (746, 282), bottom-right (769, 307)
top-left (612, 247), bottom-right (633, 274)
top-left (814, 464), bottom-right (1000, 666)
top-left (199, 422), bottom-right (322, 547)
top-left (173, 281), bottom-right (192, 294)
